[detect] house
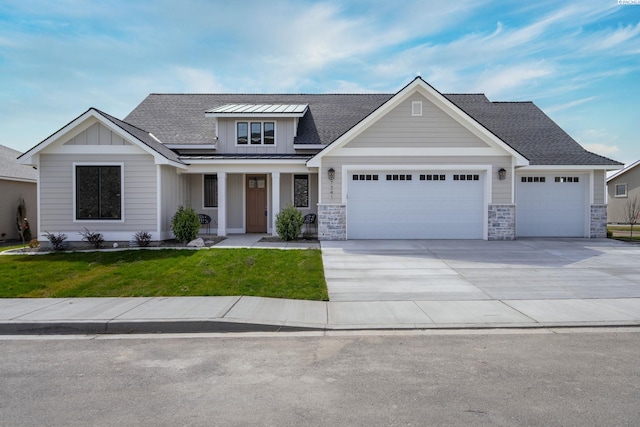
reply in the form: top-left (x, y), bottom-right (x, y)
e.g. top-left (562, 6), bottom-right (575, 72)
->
top-left (607, 160), bottom-right (640, 224)
top-left (0, 144), bottom-right (38, 241)
top-left (18, 77), bottom-right (622, 242)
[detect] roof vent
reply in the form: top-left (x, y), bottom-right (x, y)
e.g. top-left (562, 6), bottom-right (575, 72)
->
top-left (412, 101), bottom-right (422, 116)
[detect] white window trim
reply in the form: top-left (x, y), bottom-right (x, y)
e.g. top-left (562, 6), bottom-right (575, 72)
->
top-left (235, 120), bottom-right (277, 146)
top-left (72, 162), bottom-right (125, 223)
top-left (202, 174), bottom-right (219, 209)
top-left (292, 173), bottom-right (310, 209)
top-left (615, 183), bottom-right (628, 198)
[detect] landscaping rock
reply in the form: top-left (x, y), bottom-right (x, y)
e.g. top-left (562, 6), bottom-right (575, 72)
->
top-left (187, 238), bottom-right (205, 248)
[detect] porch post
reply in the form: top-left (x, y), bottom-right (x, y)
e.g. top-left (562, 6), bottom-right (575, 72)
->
top-left (217, 172), bottom-right (227, 237)
top-left (271, 172), bottom-right (280, 236)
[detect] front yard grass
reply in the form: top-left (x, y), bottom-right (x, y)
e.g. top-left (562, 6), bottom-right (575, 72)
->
top-left (0, 248), bottom-right (328, 300)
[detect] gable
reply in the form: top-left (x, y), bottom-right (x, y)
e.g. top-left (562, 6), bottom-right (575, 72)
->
top-left (20, 109), bottom-right (186, 168)
top-left (608, 161), bottom-right (640, 187)
top-left (309, 77), bottom-right (527, 165)
top-left (63, 122), bottom-right (131, 146)
top-left (345, 93), bottom-right (491, 149)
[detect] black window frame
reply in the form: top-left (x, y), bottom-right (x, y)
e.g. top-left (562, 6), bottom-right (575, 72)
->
top-left (75, 165), bottom-right (122, 221)
top-left (237, 121), bottom-right (276, 145)
top-left (204, 174), bottom-right (218, 208)
top-left (293, 174), bottom-right (309, 208)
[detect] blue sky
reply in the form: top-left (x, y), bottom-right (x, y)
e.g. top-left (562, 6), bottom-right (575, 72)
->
top-left (1, 0), bottom-right (639, 166)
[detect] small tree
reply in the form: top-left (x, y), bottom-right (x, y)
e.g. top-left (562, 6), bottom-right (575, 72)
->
top-left (16, 196), bottom-right (31, 244)
top-left (622, 196), bottom-right (640, 238)
top-left (171, 206), bottom-right (200, 243)
top-left (275, 205), bottom-right (304, 241)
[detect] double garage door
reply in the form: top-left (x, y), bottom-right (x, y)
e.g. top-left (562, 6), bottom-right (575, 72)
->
top-left (347, 170), bottom-right (485, 239)
top-left (516, 173), bottom-right (588, 237)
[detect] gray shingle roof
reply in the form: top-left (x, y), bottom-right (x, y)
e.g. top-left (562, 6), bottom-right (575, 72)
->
top-left (0, 144), bottom-right (37, 181)
top-left (94, 109), bottom-right (184, 165)
top-left (124, 92), bottom-right (621, 166)
top-left (444, 94), bottom-right (622, 166)
top-left (125, 94), bottom-right (393, 146)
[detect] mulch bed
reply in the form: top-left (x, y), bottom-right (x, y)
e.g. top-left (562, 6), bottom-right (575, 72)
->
top-left (3, 237), bottom-right (228, 254)
top-left (259, 236), bottom-right (319, 243)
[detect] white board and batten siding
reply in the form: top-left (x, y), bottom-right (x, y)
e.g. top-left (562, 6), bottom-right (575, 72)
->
top-left (39, 154), bottom-right (158, 241)
top-left (216, 117), bottom-right (295, 155)
top-left (516, 172), bottom-right (590, 237)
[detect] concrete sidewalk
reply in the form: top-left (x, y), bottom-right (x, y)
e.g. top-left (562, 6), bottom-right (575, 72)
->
top-left (1, 296), bottom-right (640, 335)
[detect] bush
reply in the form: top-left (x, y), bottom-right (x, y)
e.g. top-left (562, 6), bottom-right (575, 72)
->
top-left (79, 228), bottom-right (105, 249)
top-left (171, 206), bottom-right (200, 243)
top-left (133, 231), bottom-right (153, 247)
top-left (44, 232), bottom-right (67, 251)
top-left (607, 230), bottom-right (613, 239)
top-left (28, 238), bottom-right (40, 248)
top-left (275, 205), bottom-right (304, 241)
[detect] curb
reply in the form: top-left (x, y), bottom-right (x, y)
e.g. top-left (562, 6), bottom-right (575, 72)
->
top-left (2, 319), bottom-right (639, 335)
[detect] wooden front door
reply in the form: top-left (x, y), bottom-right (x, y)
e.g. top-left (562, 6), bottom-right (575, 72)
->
top-left (246, 175), bottom-right (267, 233)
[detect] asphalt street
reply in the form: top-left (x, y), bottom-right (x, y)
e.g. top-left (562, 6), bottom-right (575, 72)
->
top-left (1, 329), bottom-right (639, 426)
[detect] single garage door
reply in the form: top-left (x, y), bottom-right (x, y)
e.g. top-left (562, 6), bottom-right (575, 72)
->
top-left (347, 170), bottom-right (485, 239)
top-left (516, 174), bottom-right (588, 237)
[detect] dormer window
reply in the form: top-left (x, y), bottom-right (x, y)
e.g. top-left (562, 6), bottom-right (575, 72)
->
top-left (237, 121), bottom-right (275, 145)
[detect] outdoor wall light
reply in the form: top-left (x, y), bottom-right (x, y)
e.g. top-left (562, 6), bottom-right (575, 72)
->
top-left (498, 168), bottom-right (507, 180)
top-left (328, 168), bottom-right (335, 181)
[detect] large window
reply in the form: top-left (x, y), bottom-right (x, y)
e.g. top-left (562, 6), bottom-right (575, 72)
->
top-left (76, 165), bottom-right (122, 220)
top-left (204, 175), bottom-right (218, 207)
top-left (237, 121), bottom-right (275, 145)
top-left (294, 174), bottom-right (309, 208)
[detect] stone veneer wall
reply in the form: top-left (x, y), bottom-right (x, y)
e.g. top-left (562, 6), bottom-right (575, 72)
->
top-left (318, 204), bottom-right (347, 241)
top-left (590, 204), bottom-right (607, 238)
top-left (488, 204), bottom-right (516, 240)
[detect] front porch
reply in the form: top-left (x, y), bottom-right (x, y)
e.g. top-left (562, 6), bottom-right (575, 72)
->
top-left (181, 170), bottom-right (318, 237)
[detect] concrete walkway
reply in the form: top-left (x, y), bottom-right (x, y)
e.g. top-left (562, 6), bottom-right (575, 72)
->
top-left (1, 236), bottom-right (640, 334)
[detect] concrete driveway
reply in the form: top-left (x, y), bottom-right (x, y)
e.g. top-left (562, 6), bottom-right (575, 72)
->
top-left (321, 239), bottom-right (640, 301)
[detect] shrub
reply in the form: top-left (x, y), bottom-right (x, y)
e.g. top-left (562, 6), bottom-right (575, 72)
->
top-left (171, 206), bottom-right (200, 243)
top-left (275, 205), bottom-right (304, 241)
top-left (28, 238), bottom-right (40, 248)
top-left (606, 229), bottom-right (613, 239)
top-left (133, 231), bottom-right (153, 247)
top-left (79, 228), bottom-right (105, 249)
top-left (44, 232), bottom-right (67, 251)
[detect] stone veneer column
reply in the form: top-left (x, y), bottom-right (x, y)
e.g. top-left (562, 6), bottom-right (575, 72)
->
top-left (488, 204), bottom-right (516, 240)
top-left (318, 204), bottom-right (346, 240)
top-left (590, 204), bottom-right (607, 238)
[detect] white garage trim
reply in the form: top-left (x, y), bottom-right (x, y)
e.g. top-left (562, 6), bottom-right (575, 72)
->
top-left (342, 164), bottom-right (491, 239)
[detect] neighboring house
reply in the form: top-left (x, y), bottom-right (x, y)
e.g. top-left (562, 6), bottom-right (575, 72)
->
top-left (19, 77), bottom-right (622, 241)
top-left (607, 160), bottom-right (640, 224)
top-left (0, 144), bottom-right (38, 241)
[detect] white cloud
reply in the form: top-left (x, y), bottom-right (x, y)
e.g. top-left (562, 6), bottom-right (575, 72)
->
top-left (545, 96), bottom-right (598, 113)
top-left (173, 67), bottom-right (227, 93)
top-left (576, 129), bottom-right (620, 157)
top-left (582, 23), bottom-right (640, 52)
top-left (473, 62), bottom-right (554, 97)
top-left (582, 143), bottom-right (620, 156)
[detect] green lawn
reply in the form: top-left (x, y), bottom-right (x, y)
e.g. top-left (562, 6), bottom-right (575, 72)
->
top-left (0, 248), bottom-right (328, 300)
